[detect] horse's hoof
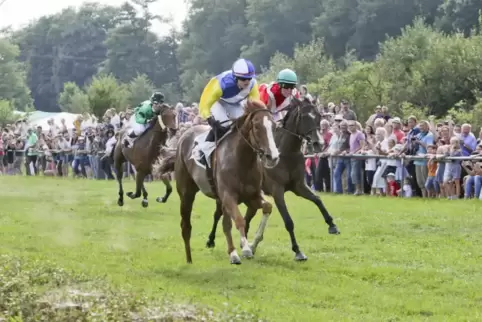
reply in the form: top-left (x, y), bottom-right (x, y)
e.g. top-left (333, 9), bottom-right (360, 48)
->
top-left (249, 244), bottom-right (257, 255)
top-left (242, 248), bottom-right (254, 259)
top-left (294, 252), bottom-right (308, 261)
top-left (329, 225), bottom-right (340, 235)
top-left (126, 192), bottom-right (134, 199)
top-left (141, 199), bottom-right (148, 208)
top-left (230, 256), bottom-right (242, 265)
top-left (206, 240), bottom-right (215, 248)
top-left (156, 197), bottom-right (166, 203)
top-left (117, 200), bottom-right (124, 207)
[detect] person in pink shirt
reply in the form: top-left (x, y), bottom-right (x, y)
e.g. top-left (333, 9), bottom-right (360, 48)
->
top-left (391, 117), bottom-right (405, 143)
top-left (348, 120), bottom-right (366, 195)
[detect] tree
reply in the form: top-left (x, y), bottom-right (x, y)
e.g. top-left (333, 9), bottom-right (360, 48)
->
top-left (177, 0), bottom-right (250, 95)
top-left (182, 71), bottom-right (211, 104)
top-left (436, 0), bottom-right (482, 36)
top-left (14, 3), bottom-right (121, 111)
top-left (0, 39), bottom-right (33, 111)
top-left (0, 100), bottom-right (21, 127)
top-left (243, 0), bottom-right (322, 66)
top-left (126, 74), bottom-right (154, 107)
top-left (58, 82), bottom-right (90, 113)
top-left (85, 74), bottom-right (128, 117)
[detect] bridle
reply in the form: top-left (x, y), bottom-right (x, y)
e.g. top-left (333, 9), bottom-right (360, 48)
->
top-left (234, 109), bottom-right (274, 158)
top-left (277, 100), bottom-right (321, 143)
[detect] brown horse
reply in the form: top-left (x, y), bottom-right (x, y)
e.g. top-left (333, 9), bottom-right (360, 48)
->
top-left (113, 104), bottom-right (177, 208)
top-left (205, 97), bottom-right (340, 261)
top-left (174, 99), bottom-right (280, 264)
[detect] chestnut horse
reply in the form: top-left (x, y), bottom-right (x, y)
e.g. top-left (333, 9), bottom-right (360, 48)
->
top-left (174, 99), bottom-right (280, 264)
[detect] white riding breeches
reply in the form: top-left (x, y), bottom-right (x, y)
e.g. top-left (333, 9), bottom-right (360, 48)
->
top-left (104, 136), bottom-right (117, 155)
top-left (210, 101), bottom-right (245, 128)
top-left (130, 121), bottom-right (148, 136)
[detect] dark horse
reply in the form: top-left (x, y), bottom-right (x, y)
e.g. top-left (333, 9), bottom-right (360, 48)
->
top-left (113, 104), bottom-right (177, 208)
top-left (206, 97), bottom-right (340, 261)
top-left (175, 99), bottom-right (280, 264)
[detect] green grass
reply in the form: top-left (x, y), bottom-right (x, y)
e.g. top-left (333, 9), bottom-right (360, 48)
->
top-left (1, 176), bottom-right (481, 321)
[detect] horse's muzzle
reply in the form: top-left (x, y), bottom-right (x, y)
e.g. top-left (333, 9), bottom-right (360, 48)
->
top-left (262, 153), bottom-right (279, 169)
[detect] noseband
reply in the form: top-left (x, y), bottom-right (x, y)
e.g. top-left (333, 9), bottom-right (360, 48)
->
top-left (279, 103), bottom-right (320, 142)
top-left (235, 109), bottom-right (273, 158)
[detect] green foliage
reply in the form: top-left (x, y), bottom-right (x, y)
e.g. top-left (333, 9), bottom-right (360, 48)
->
top-left (58, 82), bottom-right (90, 114)
top-left (310, 61), bottom-right (390, 121)
top-left (258, 39), bottom-right (335, 85)
top-left (398, 102), bottom-right (430, 122)
top-left (0, 39), bottom-right (33, 111)
top-left (159, 82), bottom-right (183, 104)
top-left (182, 71), bottom-right (212, 104)
top-left (446, 94), bottom-right (482, 130)
top-left (6, 0), bottom-right (482, 112)
top-left (126, 74), bottom-right (154, 107)
top-left (0, 100), bottom-right (21, 127)
top-left (85, 74), bottom-right (128, 117)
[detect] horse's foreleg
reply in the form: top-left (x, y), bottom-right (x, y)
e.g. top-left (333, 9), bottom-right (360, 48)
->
top-left (222, 195), bottom-right (252, 263)
top-left (206, 200), bottom-right (222, 248)
top-left (293, 182), bottom-right (340, 235)
top-left (127, 171), bottom-right (144, 201)
top-left (141, 181), bottom-right (148, 208)
top-left (246, 197), bottom-right (272, 255)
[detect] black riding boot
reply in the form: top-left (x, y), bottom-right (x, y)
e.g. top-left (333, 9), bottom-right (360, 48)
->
top-left (199, 126), bottom-right (228, 166)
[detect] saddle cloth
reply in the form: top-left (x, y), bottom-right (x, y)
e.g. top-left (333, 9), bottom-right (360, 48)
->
top-left (190, 128), bottom-right (231, 169)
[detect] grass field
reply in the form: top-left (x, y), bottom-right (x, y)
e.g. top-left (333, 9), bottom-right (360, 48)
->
top-left (1, 176), bottom-right (482, 321)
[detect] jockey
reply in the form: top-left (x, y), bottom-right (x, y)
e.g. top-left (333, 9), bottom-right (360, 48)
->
top-left (197, 58), bottom-right (259, 165)
top-left (259, 68), bottom-right (299, 121)
top-left (127, 92), bottom-right (165, 139)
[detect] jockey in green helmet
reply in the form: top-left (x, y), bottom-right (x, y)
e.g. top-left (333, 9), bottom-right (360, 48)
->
top-left (259, 68), bottom-right (299, 121)
top-left (127, 92), bottom-right (165, 139)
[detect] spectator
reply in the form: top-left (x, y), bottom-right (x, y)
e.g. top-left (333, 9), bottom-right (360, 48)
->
top-left (413, 121), bottom-right (434, 198)
top-left (25, 128), bottom-right (39, 175)
top-left (340, 99), bottom-right (357, 121)
top-left (314, 119), bottom-right (332, 192)
top-left (348, 120), bottom-right (365, 195)
top-left (366, 105), bottom-right (382, 127)
top-left (333, 121), bottom-right (353, 194)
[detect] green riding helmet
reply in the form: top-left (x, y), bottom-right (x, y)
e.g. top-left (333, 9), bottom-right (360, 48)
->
top-left (150, 92), bottom-right (165, 104)
top-left (277, 69), bottom-right (298, 85)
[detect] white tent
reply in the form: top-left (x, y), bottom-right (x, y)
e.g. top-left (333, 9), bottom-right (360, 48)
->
top-left (30, 112), bottom-right (80, 130)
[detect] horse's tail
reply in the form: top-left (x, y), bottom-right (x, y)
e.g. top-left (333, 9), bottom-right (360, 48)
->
top-left (153, 148), bottom-right (176, 177)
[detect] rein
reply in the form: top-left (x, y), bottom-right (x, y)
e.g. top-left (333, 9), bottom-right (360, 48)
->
top-left (277, 100), bottom-right (320, 143)
top-left (234, 109), bottom-right (272, 158)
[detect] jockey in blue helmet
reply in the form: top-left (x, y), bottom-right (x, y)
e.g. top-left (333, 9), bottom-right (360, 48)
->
top-left (195, 58), bottom-right (259, 166)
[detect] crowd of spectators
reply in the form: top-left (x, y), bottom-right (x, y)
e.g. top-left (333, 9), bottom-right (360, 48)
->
top-left (304, 101), bottom-right (482, 199)
top-left (1, 96), bottom-right (482, 200)
top-left (0, 103), bottom-right (200, 179)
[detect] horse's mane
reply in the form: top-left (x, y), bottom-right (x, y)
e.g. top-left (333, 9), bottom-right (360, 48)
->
top-left (244, 99), bottom-right (268, 113)
top-left (234, 99), bottom-right (269, 130)
top-left (282, 96), bottom-right (317, 127)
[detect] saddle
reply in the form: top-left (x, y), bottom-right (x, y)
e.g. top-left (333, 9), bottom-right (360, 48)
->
top-left (192, 125), bottom-right (231, 197)
top-left (123, 122), bottom-right (154, 148)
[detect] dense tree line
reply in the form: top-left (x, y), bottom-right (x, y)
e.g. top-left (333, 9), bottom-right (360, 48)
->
top-left (0, 0), bottom-right (481, 126)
